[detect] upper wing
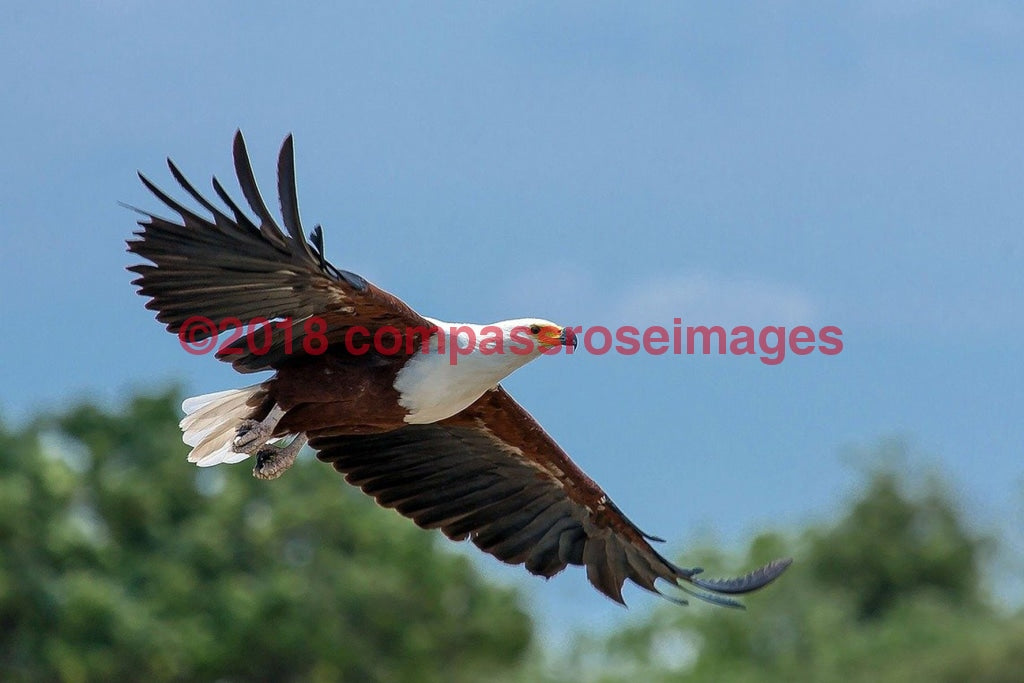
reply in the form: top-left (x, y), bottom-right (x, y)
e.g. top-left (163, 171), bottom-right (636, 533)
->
top-left (127, 131), bottom-right (434, 373)
top-left (311, 386), bottom-right (791, 607)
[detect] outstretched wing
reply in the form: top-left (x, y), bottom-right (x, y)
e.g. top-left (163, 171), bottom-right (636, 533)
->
top-left (127, 131), bottom-right (434, 373)
top-left (311, 386), bottom-right (791, 607)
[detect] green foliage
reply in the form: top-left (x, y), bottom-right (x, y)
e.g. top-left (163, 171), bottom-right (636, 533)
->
top-left (808, 469), bottom-right (985, 620)
top-left (567, 449), bottom-right (1024, 683)
top-left (0, 390), bottom-right (532, 682)
top-left (5, 394), bottom-right (1022, 682)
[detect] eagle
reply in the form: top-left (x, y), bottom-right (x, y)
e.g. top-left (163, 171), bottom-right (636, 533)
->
top-left (127, 132), bottom-right (790, 607)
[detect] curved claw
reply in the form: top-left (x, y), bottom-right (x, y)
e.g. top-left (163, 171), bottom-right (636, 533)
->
top-left (687, 557), bottom-right (793, 595)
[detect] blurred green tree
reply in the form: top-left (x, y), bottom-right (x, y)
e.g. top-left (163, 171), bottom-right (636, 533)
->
top-left (567, 447), bottom-right (1024, 683)
top-left (0, 390), bottom-right (532, 682)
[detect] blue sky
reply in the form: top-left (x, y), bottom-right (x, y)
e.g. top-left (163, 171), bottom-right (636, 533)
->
top-left (2, 2), bottom-right (1022, 643)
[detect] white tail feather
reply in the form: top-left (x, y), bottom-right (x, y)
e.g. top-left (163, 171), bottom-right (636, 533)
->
top-left (180, 383), bottom-right (269, 466)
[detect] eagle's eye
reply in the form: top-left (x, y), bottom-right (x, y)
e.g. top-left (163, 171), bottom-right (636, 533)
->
top-left (529, 324), bottom-right (541, 335)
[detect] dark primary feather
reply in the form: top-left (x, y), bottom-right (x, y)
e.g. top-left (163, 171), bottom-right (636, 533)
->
top-left (689, 559), bottom-right (794, 594)
top-left (127, 131), bottom-right (431, 372)
top-left (311, 386), bottom-right (791, 607)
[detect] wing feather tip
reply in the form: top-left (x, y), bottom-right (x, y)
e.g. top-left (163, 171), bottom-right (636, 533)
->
top-left (685, 557), bottom-right (792, 596)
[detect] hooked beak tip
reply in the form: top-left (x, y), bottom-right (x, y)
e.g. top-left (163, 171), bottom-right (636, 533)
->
top-left (560, 327), bottom-right (578, 349)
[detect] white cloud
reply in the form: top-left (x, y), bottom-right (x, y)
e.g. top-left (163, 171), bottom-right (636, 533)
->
top-left (500, 264), bottom-right (819, 330)
top-left (607, 271), bottom-right (817, 328)
top-left (497, 261), bottom-right (600, 322)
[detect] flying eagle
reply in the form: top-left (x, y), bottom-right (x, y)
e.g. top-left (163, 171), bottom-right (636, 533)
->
top-left (127, 132), bottom-right (790, 607)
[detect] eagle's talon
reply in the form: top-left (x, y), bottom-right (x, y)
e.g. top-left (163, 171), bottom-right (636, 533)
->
top-left (232, 419), bottom-right (264, 449)
top-left (252, 434), bottom-right (308, 480)
top-left (232, 406), bottom-right (287, 455)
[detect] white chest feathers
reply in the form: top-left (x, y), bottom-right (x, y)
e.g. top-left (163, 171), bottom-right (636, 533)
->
top-left (393, 320), bottom-right (545, 424)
